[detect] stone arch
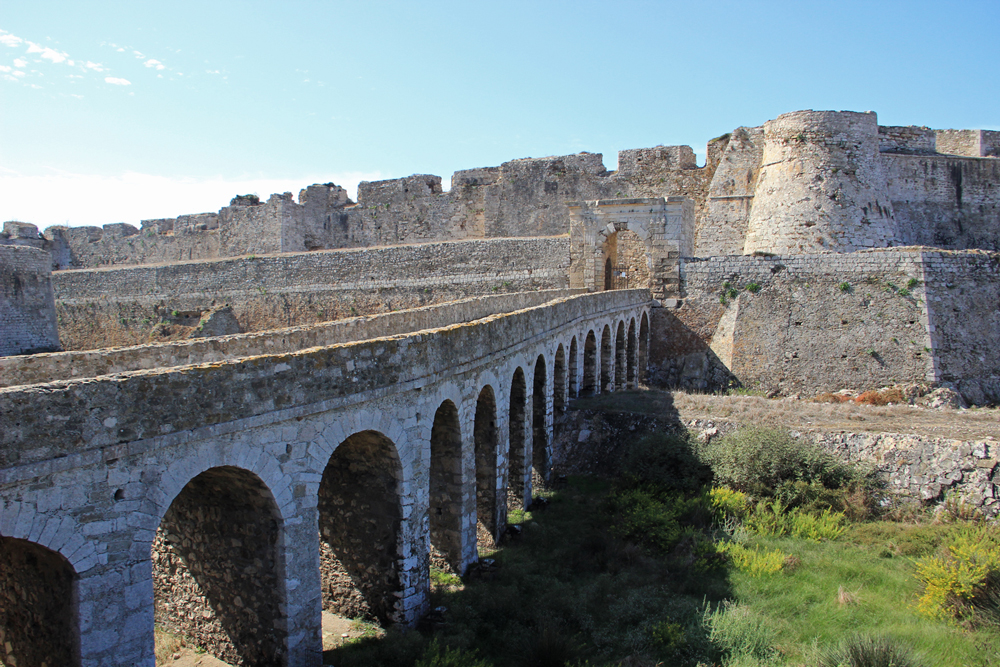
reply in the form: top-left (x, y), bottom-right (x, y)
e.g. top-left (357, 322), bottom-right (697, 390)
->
top-left (615, 320), bottom-right (627, 390)
top-left (639, 311), bottom-right (650, 383)
top-left (508, 368), bottom-right (528, 512)
top-left (474, 384), bottom-right (500, 550)
top-left (568, 335), bottom-right (579, 398)
top-left (567, 197), bottom-right (692, 300)
top-left (553, 343), bottom-right (567, 415)
top-left (627, 318), bottom-right (637, 387)
top-left (532, 354), bottom-right (549, 483)
top-left (600, 324), bottom-right (613, 392)
top-left (582, 330), bottom-right (597, 396)
top-left (154, 465), bottom-right (287, 666)
top-left (430, 400), bottom-right (464, 573)
top-left (319, 429), bottom-right (403, 623)
top-left (604, 255), bottom-right (614, 291)
top-left (0, 536), bottom-right (79, 667)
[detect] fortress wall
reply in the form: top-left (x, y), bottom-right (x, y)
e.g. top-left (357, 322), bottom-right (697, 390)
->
top-left (218, 193), bottom-right (297, 256)
top-left (650, 249), bottom-right (937, 395)
top-left (921, 250), bottom-right (1000, 404)
top-left (886, 154), bottom-right (1000, 251)
top-left (0, 246), bottom-right (61, 357)
top-left (696, 127), bottom-right (764, 256)
top-left (0, 289), bottom-right (580, 388)
top-left (50, 236), bottom-right (571, 351)
top-left (45, 215), bottom-right (222, 269)
top-left (878, 125), bottom-right (936, 154)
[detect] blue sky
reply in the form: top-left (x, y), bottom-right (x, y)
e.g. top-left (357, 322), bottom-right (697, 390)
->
top-left (2, 0), bottom-right (998, 227)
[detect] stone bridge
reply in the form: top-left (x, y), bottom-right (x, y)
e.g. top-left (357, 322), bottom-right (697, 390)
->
top-left (0, 289), bottom-right (651, 667)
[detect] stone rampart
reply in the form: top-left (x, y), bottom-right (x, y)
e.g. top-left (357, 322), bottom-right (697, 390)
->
top-left (886, 154), bottom-right (1000, 251)
top-left (50, 236), bottom-right (572, 350)
top-left (0, 245), bottom-right (60, 356)
top-left (651, 248), bottom-right (1000, 403)
top-left (0, 289), bottom-right (580, 388)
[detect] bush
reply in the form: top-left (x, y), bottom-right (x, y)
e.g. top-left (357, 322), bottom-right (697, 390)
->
top-left (817, 634), bottom-right (925, 667)
top-left (699, 427), bottom-right (872, 497)
top-left (705, 602), bottom-right (779, 663)
top-left (620, 431), bottom-right (712, 494)
top-left (915, 526), bottom-right (1000, 622)
top-left (718, 542), bottom-right (787, 577)
top-left (710, 487), bottom-right (751, 522)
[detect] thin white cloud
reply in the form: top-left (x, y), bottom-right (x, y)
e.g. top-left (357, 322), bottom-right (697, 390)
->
top-left (0, 171), bottom-right (380, 227)
top-left (133, 50), bottom-right (144, 58)
top-left (116, 47), bottom-right (125, 52)
top-left (1, 74), bottom-right (16, 82)
top-left (13, 58), bottom-right (26, 68)
top-left (12, 70), bottom-right (25, 78)
top-left (0, 31), bottom-right (23, 48)
top-left (84, 61), bottom-right (104, 72)
top-left (144, 58), bottom-right (165, 70)
top-left (104, 76), bottom-right (131, 85)
top-left (0, 65), bottom-right (10, 72)
top-left (26, 42), bottom-right (69, 64)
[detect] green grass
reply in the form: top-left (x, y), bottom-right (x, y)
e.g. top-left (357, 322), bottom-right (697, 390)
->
top-left (731, 528), bottom-right (1000, 666)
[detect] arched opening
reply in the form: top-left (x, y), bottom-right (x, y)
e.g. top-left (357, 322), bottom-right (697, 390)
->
top-left (0, 537), bottom-right (78, 667)
top-left (508, 369), bottom-right (527, 512)
top-left (474, 385), bottom-right (499, 550)
top-left (582, 331), bottom-right (597, 396)
top-left (615, 321), bottom-right (626, 391)
top-left (553, 344), bottom-right (566, 415)
top-left (430, 401), bottom-right (463, 573)
top-left (600, 324), bottom-right (613, 393)
top-left (615, 229), bottom-right (652, 289)
top-left (639, 312), bottom-right (650, 383)
top-left (568, 336), bottom-right (579, 399)
top-left (154, 466), bottom-right (285, 666)
top-left (627, 318), bottom-right (637, 388)
top-left (604, 256), bottom-right (613, 291)
top-left (319, 430), bottom-right (402, 623)
top-left (532, 355), bottom-right (549, 484)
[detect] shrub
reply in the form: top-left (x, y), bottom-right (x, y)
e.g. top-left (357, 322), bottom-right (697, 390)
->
top-left (699, 427), bottom-right (861, 497)
top-left (606, 488), bottom-right (683, 551)
top-left (746, 282), bottom-right (762, 294)
top-left (817, 634), bottom-right (925, 667)
top-left (719, 542), bottom-right (787, 577)
top-left (709, 487), bottom-right (751, 522)
top-left (915, 526), bottom-right (1000, 622)
top-left (705, 602), bottom-right (779, 662)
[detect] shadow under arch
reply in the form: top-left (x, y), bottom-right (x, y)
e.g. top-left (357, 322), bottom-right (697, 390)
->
top-left (615, 320), bottom-right (627, 390)
top-left (582, 330), bottom-right (597, 396)
top-left (600, 324), bottom-right (613, 392)
top-left (154, 465), bottom-right (286, 666)
top-left (474, 384), bottom-right (500, 551)
top-left (430, 400), bottom-right (464, 573)
top-left (0, 536), bottom-right (79, 667)
top-left (627, 318), bottom-right (637, 387)
top-left (639, 312), bottom-right (650, 383)
top-left (568, 335), bottom-right (579, 399)
top-left (319, 429), bottom-right (403, 624)
top-left (532, 354), bottom-right (549, 483)
top-left (508, 368), bottom-right (528, 512)
top-left (554, 343), bottom-right (566, 415)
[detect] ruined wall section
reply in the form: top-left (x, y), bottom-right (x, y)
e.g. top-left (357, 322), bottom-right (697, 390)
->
top-left (0, 245), bottom-right (61, 356)
top-left (697, 127), bottom-right (764, 256)
top-left (886, 154), bottom-right (1000, 251)
top-left (50, 237), bottom-right (571, 351)
top-left (744, 110), bottom-right (897, 255)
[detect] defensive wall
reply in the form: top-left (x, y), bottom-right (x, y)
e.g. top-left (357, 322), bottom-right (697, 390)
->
top-left (0, 245), bottom-right (60, 356)
top-left (0, 289), bottom-right (651, 666)
top-left (649, 247), bottom-right (1000, 405)
top-left (50, 236), bottom-right (571, 350)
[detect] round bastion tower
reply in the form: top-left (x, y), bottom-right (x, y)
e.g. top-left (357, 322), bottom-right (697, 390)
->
top-left (743, 110), bottom-right (897, 255)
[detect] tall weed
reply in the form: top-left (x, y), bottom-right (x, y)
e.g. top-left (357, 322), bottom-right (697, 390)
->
top-left (914, 525), bottom-right (1000, 622)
